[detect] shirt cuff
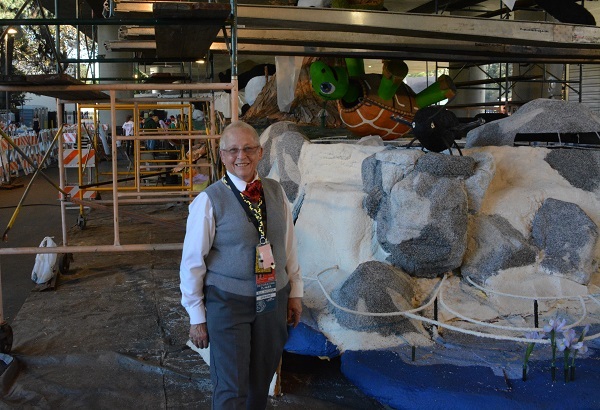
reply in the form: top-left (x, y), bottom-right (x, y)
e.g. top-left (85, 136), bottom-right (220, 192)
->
top-left (187, 305), bottom-right (207, 325)
top-left (289, 279), bottom-right (303, 298)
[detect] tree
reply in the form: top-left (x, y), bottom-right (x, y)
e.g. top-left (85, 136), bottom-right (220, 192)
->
top-left (1, 0), bottom-right (94, 77)
top-left (1, 0), bottom-right (95, 110)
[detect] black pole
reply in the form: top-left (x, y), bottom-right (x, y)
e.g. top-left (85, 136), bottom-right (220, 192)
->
top-left (78, 169), bottom-right (172, 189)
top-left (3, 31), bottom-right (14, 124)
top-left (433, 297), bottom-right (439, 333)
top-left (534, 299), bottom-right (539, 328)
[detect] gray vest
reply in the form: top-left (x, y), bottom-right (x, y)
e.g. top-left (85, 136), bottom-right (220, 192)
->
top-left (204, 178), bottom-right (288, 297)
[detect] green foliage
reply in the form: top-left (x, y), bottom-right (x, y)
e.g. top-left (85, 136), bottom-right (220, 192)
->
top-left (1, 0), bottom-right (94, 78)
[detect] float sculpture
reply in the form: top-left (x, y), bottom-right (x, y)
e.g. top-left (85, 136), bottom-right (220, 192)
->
top-left (310, 58), bottom-right (456, 140)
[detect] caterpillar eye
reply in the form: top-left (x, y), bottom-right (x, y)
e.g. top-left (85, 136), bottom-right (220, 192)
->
top-left (320, 82), bottom-right (336, 95)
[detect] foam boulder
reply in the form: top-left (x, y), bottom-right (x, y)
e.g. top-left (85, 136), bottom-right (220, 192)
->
top-left (466, 98), bottom-right (600, 147)
top-left (378, 172), bottom-right (468, 277)
top-left (462, 214), bottom-right (538, 282)
top-left (464, 151), bottom-right (496, 214)
top-left (258, 121), bottom-right (310, 202)
top-left (544, 149), bottom-right (600, 193)
top-left (413, 152), bottom-right (476, 178)
top-left (332, 261), bottom-right (423, 336)
top-left (364, 151), bottom-right (470, 277)
top-left (532, 198), bottom-right (598, 285)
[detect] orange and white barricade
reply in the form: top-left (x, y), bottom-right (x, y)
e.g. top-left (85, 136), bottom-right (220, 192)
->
top-left (61, 185), bottom-right (97, 200)
top-left (63, 148), bottom-right (96, 168)
top-left (63, 132), bottom-right (77, 145)
top-left (0, 131), bottom-right (48, 178)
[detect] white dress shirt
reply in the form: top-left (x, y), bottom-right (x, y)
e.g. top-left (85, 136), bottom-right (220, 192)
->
top-left (180, 172), bottom-right (303, 324)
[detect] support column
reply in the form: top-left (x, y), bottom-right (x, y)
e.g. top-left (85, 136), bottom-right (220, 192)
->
top-left (448, 63), bottom-right (486, 119)
top-left (447, 9), bottom-right (486, 119)
top-left (97, 25), bottom-right (134, 126)
top-left (512, 10), bottom-right (565, 102)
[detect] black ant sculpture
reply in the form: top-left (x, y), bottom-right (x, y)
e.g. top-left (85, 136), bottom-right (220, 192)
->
top-left (406, 106), bottom-right (485, 156)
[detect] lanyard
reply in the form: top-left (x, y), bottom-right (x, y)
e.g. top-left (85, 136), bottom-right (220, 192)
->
top-left (223, 174), bottom-right (268, 244)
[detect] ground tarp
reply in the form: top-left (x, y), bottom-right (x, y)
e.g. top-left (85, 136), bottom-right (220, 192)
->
top-left (0, 203), bottom-right (381, 409)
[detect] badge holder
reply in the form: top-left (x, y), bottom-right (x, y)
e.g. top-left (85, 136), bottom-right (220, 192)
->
top-left (255, 239), bottom-right (276, 314)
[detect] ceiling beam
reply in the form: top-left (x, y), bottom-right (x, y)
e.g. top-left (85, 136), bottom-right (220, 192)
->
top-left (407, 0), bottom-right (489, 14)
top-left (235, 6), bottom-right (600, 49)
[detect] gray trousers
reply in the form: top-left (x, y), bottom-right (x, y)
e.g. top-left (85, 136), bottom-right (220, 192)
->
top-left (205, 283), bottom-right (290, 410)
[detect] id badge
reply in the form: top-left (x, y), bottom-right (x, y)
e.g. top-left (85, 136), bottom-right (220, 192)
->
top-left (256, 270), bottom-right (276, 314)
top-left (255, 242), bottom-right (276, 274)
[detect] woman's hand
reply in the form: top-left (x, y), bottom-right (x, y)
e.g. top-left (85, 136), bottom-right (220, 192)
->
top-left (287, 297), bottom-right (302, 328)
top-left (189, 323), bottom-right (209, 349)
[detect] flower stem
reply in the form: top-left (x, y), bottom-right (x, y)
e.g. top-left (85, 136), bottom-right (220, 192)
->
top-left (550, 330), bottom-right (556, 367)
top-left (564, 350), bottom-right (570, 383)
top-left (570, 366), bottom-right (575, 381)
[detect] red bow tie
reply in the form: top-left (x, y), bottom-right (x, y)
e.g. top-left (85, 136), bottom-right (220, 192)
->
top-left (242, 180), bottom-right (262, 203)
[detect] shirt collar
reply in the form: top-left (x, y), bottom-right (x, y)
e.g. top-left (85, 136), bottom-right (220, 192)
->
top-left (226, 171), bottom-right (258, 192)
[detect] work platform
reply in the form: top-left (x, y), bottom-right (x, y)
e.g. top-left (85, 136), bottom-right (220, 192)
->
top-left (0, 74), bottom-right (109, 103)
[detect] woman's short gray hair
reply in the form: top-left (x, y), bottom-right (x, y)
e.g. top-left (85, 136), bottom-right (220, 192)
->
top-left (220, 121), bottom-right (260, 149)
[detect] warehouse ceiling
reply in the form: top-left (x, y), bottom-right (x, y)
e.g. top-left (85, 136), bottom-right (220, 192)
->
top-left (7, 0), bottom-right (600, 86)
top-left (106, 0), bottom-right (600, 74)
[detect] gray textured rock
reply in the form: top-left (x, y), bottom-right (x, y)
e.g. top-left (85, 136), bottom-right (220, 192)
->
top-left (356, 135), bottom-right (385, 146)
top-left (464, 151), bottom-right (496, 214)
top-left (462, 214), bottom-right (538, 282)
top-left (375, 148), bottom-right (424, 194)
top-left (291, 189), bottom-right (304, 223)
top-left (414, 152), bottom-right (476, 178)
top-left (532, 198), bottom-right (598, 285)
top-left (466, 99), bottom-right (600, 147)
top-left (363, 186), bottom-right (384, 220)
top-left (377, 173), bottom-right (468, 278)
top-left (361, 153), bottom-right (382, 195)
top-left (544, 149), bottom-right (600, 193)
top-left (258, 122), bottom-right (309, 202)
top-left (332, 261), bottom-right (419, 335)
top-left (362, 154), bottom-right (384, 220)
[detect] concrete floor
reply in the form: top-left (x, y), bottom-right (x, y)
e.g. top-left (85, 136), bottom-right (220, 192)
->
top-left (0, 165), bottom-right (70, 324)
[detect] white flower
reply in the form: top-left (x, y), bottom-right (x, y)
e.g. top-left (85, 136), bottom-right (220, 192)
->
top-left (525, 331), bottom-right (545, 340)
top-left (543, 318), bottom-right (567, 333)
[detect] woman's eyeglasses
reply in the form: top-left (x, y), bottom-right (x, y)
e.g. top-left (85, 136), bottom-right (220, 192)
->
top-left (221, 146), bottom-right (261, 156)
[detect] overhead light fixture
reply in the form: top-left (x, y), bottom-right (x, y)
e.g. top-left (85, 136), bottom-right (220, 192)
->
top-left (196, 59), bottom-right (205, 64)
top-left (7, 27), bottom-right (17, 35)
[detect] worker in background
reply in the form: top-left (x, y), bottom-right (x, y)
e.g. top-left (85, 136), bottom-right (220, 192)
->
top-left (159, 117), bottom-right (168, 130)
top-left (192, 105), bottom-right (205, 131)
top-left (122, 115), bottom-right (135, 155)
top-left (32, 114), bottom-right (40, 136)
top-left (144, 114), bottom-right (159, 150)
top-left (169, 115), bottom-right (178, 130)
